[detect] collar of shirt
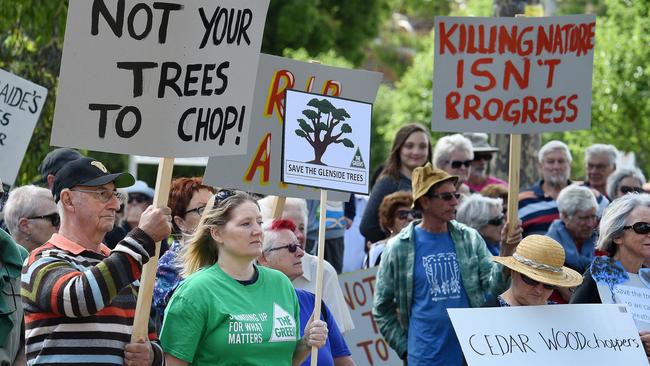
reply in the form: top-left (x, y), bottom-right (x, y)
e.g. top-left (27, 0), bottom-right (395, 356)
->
top-left (49, 233), bottom-right (111, 256)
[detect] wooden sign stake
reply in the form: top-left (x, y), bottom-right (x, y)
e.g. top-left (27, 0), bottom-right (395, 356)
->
top-left (506, 134), bottom-right (521, 235)
top-left (310, 189), bottom-right (328, 365)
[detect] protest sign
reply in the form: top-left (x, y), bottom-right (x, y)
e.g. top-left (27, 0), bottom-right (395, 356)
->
top-left (614, 285), bottom-right (650, 332)
top-left (51, 0), bottom-right (269, 157)
top-left (0, 69), bottom-right (48, 185)
top-left (339, 268), bottom-right (402, 366)
top-left (203, 53), bottom-right (382, 200)
top-left (432, 15), bottom-right (596, 133)
top-left (449, 304), bottom-right (648, 366)
top-left (281, 90), bottom-right (372, 195)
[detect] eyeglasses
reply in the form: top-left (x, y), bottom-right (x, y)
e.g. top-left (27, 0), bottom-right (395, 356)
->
top-left (623, 222), bottom-right (650, 235)
top-left (486, 214), bottom-right (505, 226)
top-left (620, 185), bottom-right (644, 194)
top-left (70, 189), bottom-right (126, 204)
top-left (395, 209), bottom-right (422, 220)
top-left (428, 192), bottom-right (461, 201)
top-left (27, 213), bottom-right (60, 227)
top-left (128, 193), bottom-right (150, 204)
top-left (266, 243), bottom-right (302, 253)
top-left (520, 273), bottom-right (555, 290)
top-left (473, 154), bottom-right (493, 162)
top-left (185, 205), bottom-right (207, 216)
top-left (448, 160), bottom-right (472, 169)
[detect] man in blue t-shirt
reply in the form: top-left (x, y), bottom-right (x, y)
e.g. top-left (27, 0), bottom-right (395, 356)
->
top-left (373, 163), bottom-right (521, 365)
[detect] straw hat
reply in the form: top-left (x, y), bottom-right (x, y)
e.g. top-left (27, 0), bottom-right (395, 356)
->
top-left (492, 235), bottom-right (583, 288)
top-left (411, 162), bottom-right (459, 203)
top-left (463, 133), bottom-right (499, 153)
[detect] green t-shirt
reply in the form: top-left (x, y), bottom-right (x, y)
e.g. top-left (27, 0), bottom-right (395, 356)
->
top-left (160, 264), bottom-right (300, 365)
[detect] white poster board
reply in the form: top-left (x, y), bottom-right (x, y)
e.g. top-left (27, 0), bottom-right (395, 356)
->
top-left (339, 268), bottom-right (402, 366)
top-left (281, 90), bottom-right (372, 195)
top-left (614, 285), bottom-right (650, 331)
top-left (432, 15), bottom-right (595, 133)
top-left (202, 54), bottom-right (382, 200)
top-left (52, 0), bottom-right (269, 157)
top-left (0, 69), bottom-right (48, 185)
top-left (449, 304), bottom-right (648, 366)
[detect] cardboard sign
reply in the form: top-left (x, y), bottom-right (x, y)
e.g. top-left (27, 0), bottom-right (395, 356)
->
top-left (432, 15), bottom-right (596, 133)
top-left (202, 54), bottom-right (382, 200)
top-left (281, 90), bottom-right (372, 195)
top-left (339, 268), bottom-right (402, 366)
top-left (51, 0), bottom-right (269, 157)
top-left (0, 69), bottom-right (48, 185)
top-left (614, 285), bottom-right (650, 332)
top-left (449, 304), bottom-right (648, 366)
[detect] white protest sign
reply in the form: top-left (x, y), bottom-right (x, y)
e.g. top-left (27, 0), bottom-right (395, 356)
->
top-left (432, 15), bottom-right (595, 133)
top-left (203, 54), bottom-right (382, 200)
top-left (614, 285), bottom-right (650, 332)
top-left (339, 268), bottom-right (402, 366)
top-left (449, 304), bottom-right (648, 366)
top-left (52, 0), bottom-right (269, 157)
top-left (0, 69), bottom-right (48, 185)
top-left (281, 90), bottom-right (372, 195)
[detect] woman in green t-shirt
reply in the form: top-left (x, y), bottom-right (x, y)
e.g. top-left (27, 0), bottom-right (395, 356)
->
top-left (160, 190), bottom-right (328, 366)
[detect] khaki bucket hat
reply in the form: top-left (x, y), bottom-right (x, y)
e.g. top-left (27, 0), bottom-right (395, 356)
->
top-left (492, 235), bottom-right (583, 288)
top-left (411, 162), bottom-right (459, 203)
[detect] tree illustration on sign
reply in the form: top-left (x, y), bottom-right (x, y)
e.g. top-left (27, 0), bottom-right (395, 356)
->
top-left (295, 98), bottom-right (354, 165)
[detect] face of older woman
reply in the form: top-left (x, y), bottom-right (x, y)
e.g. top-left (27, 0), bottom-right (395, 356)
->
top-left (211, 200), bottom-right (264, 260)
top-left (390, 205), bottom-right (416, 236)
top-left (614, 176), bottom-right (644, 200)
top-left (563, 207), bottom-right (597, 244)
top-left (614, 205), bottom-right (650, 263)
top-left (443, 149), bottom-right (472, 183)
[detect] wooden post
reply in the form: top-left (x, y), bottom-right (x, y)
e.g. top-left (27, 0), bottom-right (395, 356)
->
top-left (507, 134), bottom-right (521, 234)
top-left (131, 157), bottom-right (175, 342)
top-left (310, 189), bottom-right (327, 365)
top-left (271, 196), bottom-right (287, 220)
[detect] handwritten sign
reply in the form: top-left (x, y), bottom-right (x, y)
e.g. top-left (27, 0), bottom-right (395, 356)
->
top-left (202, 54), bottom-right (382, 199)
top-left (614, 285), bottom-right (650, 332)
top-left (0, 69), bottom-right (48, 185)
top-left (449, 304), bottom-right (648, 366)
top-left (281, 90), bottom-right (372, 194)
top-left (432, 15), bottom-right (596, 133)
top-left (51, 0), bottom-right (269, 157)
top-left (339, 268), bottom-right (401, 366)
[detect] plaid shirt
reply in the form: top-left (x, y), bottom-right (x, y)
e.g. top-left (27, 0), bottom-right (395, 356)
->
top-left (372, 220), bottom-right (509, 357)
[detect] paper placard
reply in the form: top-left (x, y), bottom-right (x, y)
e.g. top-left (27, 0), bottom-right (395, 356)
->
top-left (281, 90), bottom-right (372, 195)
top-left (202, 54), bottom-right (382, 200)
top-left (432, 15), bottom-right (595, 133)
top-left (0, 69), bottom-right (48, 185)
top-left (52, 0), bottom-right (269, 157)
top-left (339, 268), bottom-right (402, 366)
top-left (613, 285), bottom-right (650, 332)
top-left (449, 304), bottom-right (648, 366)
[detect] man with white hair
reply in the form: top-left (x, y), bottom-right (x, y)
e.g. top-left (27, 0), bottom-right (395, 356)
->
top-left (518, 140), bottom-right (608, 237)
top-left (583, 144), bottom-right (618, 198)
top-left (3, 185), bottom-right (59, 252)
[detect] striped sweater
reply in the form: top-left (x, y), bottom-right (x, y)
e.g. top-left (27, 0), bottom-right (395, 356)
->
top-left (21, 230), bottom-right (164, 365)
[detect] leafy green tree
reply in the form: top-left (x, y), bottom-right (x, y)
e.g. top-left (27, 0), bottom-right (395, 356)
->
top-left (295, 98), bottom-right (354, 165)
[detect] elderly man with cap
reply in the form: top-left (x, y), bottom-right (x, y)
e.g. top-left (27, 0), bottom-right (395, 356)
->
top-left (36, 147), bottom-right (83, 189)
top-left (21, 157), bottom-right (171, 365)
top-left (373, 162), bottom-right (522, 366)
top-left (464, 133), bottom-right (507, 193)
top-left (484, 235), bottom-right (582, 307)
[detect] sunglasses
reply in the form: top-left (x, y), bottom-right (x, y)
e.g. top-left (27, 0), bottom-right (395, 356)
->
top-left (473, 154), bottom-right (493, 162)
top-left (70, 189), bottom-right (126, 204)
top-left (185, 205), bottom-right (207, 216)
top-left (520, 273), bottom-right (554, 290)
top-left (623, 222), bottom-right (650, 235)
top-left (128, 193), bottom-right (151, 204)
top-left (395, 209), bottom-right (422, 220)
top-left (28, 213), bottom-right (61, 227)
top-left (448, 160), bottom-right (472, 169)
top-left (620, 185), bottom-right (644, 195)
top-left (487, 214), bottom-right (505, 226)
top-left (267, 243), bottom-right (302, 253)
top-left (428, 192), bottom-right (461, 201)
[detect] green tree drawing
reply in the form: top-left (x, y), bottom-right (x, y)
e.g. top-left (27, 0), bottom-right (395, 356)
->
top-left (295, 98), bottom-right (354, 165)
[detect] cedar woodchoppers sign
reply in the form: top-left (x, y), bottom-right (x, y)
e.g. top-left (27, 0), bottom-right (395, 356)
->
top-left (432, 15), bottom-right (596, 133)
top-left (51, 0), bottom-right (269, 157)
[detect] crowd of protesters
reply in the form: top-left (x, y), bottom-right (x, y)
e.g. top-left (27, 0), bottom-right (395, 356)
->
top-left (2, 129), bottom-right (650, 365)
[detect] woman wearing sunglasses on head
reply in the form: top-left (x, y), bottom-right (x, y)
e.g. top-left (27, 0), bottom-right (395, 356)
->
top-left (606, 167), bottom-right (646, 201)
top-left (160, 189), bottom-right (328, 366)
top-left (364, 191), bottom-right (418, 268)
top-left (433, 133), bottom-right (474, 198)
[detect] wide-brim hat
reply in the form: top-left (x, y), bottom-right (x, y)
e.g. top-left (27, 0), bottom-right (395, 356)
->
top-left (492, 235), bottom-right (583, 288)
top-left (125, 180), bottom-right (155, 199)
top-left (52, 157), bottom-right (135, 202)
top-left (464, 133), bottom-right (499, 153)
top-left (411, 162), bottom-right (459, 203)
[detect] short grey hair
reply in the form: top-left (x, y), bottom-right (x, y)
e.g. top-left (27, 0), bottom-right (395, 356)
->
top-left (261, 222), bottom-right (298, 252)
top-left (433, 133), bottom-right (474, 168)
top-left (538, 140), bottom-right (572, 163)
top-left (607, 167), bottom-right (646, 199)
top-left (3, 185), bottom-right (55, 236)
top-left (258, 196), bottom-right (308, 236)
top-left (456, 194), bottom-right (502, 230)
top-left (557, 185), bottom-right (597, 218)
top-left (597, 193), bottom-right (650, 256)
top-left (585, 144), bottom-right (618, 167)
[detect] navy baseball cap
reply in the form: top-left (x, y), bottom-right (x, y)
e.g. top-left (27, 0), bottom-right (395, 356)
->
top-left (38, 148), bottom-right (84, 183)
top-left (52, 157), bottom-right (135, 202)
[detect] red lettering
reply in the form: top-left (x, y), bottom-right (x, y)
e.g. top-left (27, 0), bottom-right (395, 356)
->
top-left (536, 24), bottom-right (553, 56)
top-left (539, 97), bottom-right (553, 123)
top-left (353, 281), bottom-right (367, 306)
top-left (322, 80), bottom-right (341, 96)
top-left (376, 339), bottom-right (390, 361)
top-left (471, 58), bottom-right (496, 92)
top-left (305, 76), bottom-right (315, 93)
top-left (362, 276), bottom-right (376, 296)
top-left (438, 22), bottom-right (458, 55)
top-left (518, 26), bottom-right (534, 56)
top-left (244, 133), bottom-right (271, 183)
top-left (566, 94), bottom-right (578, 122)
top-left (503, 59), bottom-right (530, 91)
top-left (587, 22), bottom-right (596, 51)
top-left (498, 25), bottom-right (517, 54)
top-left (477, 25), bottom-right (489, 53)
top-left (357, 340), bottom-right (375, 365)
top-left (445, 92), bottom-right (461, 119)
top-left (504, 99), bottom-right (521, 124)
top-left (264, 70), bottom-right (294, 122)
top-left (456, 59), bottom-right (464, 88)
top-left (342, 282), bottom-right (355, 311)
top-left (521, 96), bottom-right (538, 124)
top-left (553, 95), bottom-right (567, 123)
top-left (459, 24), bottom-right (466, 53)
top-left (483, 98), bottom-right (504, 122)
top-left (463, 94), bottom-right (482, 120)
top-left (361, 310), bottom-right (379, 334)
top-left (542, 59), bottom-right (561, 88)
top-left (467, 25), bottom-right (477, 53)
